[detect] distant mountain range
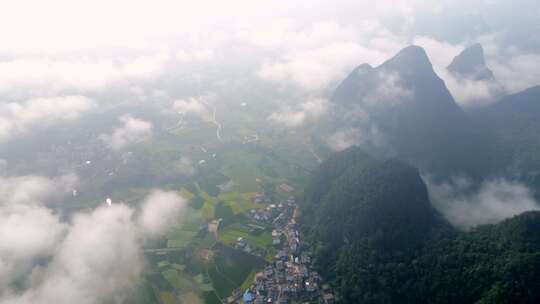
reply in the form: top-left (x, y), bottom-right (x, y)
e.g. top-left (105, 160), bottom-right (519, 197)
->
top-left (304, 43), bottom-right (540, 303)
top-left (323, 43), bottom-right (540, 192)
top-left (327, 45), bottom-right (489, 180)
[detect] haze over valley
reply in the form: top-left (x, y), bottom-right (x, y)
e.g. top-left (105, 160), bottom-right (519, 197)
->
top-left (1, 1), bottom-right (540, 303)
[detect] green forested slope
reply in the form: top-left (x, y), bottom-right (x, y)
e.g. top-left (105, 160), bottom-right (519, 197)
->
top-left (301, 147), bottom-right (540, 304)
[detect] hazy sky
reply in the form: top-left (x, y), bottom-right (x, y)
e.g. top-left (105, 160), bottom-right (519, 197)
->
top-left (1, 0), bottom-right (539, 163)
top-left (0, 0), bottom-right (537, 105)
top-left (0, 0), bottom-right (535, 51)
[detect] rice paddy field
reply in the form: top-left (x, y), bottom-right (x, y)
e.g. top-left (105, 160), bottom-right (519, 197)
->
top-left (127, 128), bottom-right (315, 304)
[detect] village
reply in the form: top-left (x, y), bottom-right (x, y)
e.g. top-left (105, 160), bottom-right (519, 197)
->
top-left (226, 194), bottom-right (336, 304)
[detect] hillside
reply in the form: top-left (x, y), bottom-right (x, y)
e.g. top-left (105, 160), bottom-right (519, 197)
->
top-left (300, 148), bottom-right (540, 303)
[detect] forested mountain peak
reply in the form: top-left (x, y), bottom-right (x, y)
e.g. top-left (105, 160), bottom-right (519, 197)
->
top-left (301, 148), bottom-right (540, 304)
top-left (301, 147), bottom-right (450, 266)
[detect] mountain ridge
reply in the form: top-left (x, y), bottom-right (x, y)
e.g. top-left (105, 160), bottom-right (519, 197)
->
top-left (327, 44), bottom-right (488, 180)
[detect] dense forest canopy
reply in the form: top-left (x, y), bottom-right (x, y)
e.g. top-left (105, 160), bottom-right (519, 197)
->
top-left (301, 147), bottom-right (540, 304)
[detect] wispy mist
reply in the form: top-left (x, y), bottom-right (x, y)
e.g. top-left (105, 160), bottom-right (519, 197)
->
top-left (425, 176), bottom-right (540, 229)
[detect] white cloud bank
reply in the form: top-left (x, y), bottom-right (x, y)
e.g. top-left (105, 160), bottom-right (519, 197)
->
top-left (325, 126), bottom-right (389, 152)
top-left (11, 204), bottom-right (144, 304)
top-left (0, 174), bottom-right (78, 290)
top-left (489, 53), bottom-right (540, 93)
top-left (364, 71), bottom-right (414, 107)
top-left (138, 190), bottom-right (187, 237)
top-left (100, 115), bottom-right (153, 150)
top-left (426, 177), bottom-right (540, 229)
top-left (0, 174), bottom-right (186, 304)
top-left (0, 54), bottom-right (170, 96)
top-left (257, 42), bottom-right (368, 91)
top-left (268, 98), bottom-right (328, 127)
top-left (172, 97), bottom-right (212, 120)
top-left (256, 20), bottom-right (404, 92)
top-left (0, 96), bottom-right (95, 142)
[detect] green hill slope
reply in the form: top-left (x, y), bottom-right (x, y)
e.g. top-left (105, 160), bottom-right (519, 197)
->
top-left (301, 148), bottom-right (540, 303)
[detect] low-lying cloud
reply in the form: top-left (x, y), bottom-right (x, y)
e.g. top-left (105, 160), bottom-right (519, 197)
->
top-left (268, 98), bottom-right (328, 127)
top-left (11, 204), bottom-right (144, 304)
top-left (100, 115), bottom-right (153, 150)
top-left (257, 42), bottom-right (370, 91)
top-left (0, 54), bottom-right (170, 96)
top-left (489, 53), bottom-right (540, 93)
top-left (0, 174), bottom-right (77, 291)
top-left (0, 174), bottom-right (186, 304)
top-left (255, 20), bottom-right (404, 93)
top-left (137, 189), bottom-right (186, 238)
top-left (325, 123), bottom-right (394, 156)
top-left (322, 70), bottom-right (409, 152)
top-left (268, 110), bottom-right (306, 127)
top-left (325, 128), bottom-right (363, 151)
top-left (172, 156), bottom-right (196, 177)
top-left (258, 41), bottom-right (402, 92)
top-left (363, 71), bottom-right (414, 107)
top-left (0, 96), bottom-right (95, 142)
top-left (441, 73), bottom-right (503, 108)
top-left (425, 177), bottom-right (540, 229)
top-left (172, 97), bottom-right (212, 121)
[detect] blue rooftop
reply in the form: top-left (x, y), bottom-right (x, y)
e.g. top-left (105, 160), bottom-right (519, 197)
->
top-left (243, 290), bottom-right (255, 302)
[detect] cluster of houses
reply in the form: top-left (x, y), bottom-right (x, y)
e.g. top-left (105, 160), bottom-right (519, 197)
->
top-left (253, 192), bottom-right (272, 204)
top-left (228, 196), bottom-right (335, 304)
top-left (233, 237), bottom-right (255, 255)
top-left (248, 196), bottom-right (296, 224)
top-left (248, 207), bottom-right (276, 223)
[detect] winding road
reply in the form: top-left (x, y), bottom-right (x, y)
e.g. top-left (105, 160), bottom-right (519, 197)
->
top-left (200, 100), bottom-right (223, 142)
top-left (211, 106), bottom-right (223, 142)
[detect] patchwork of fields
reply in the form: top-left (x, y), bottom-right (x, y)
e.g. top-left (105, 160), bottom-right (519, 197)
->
top-left (130, 141), bottom-right (313, 304)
